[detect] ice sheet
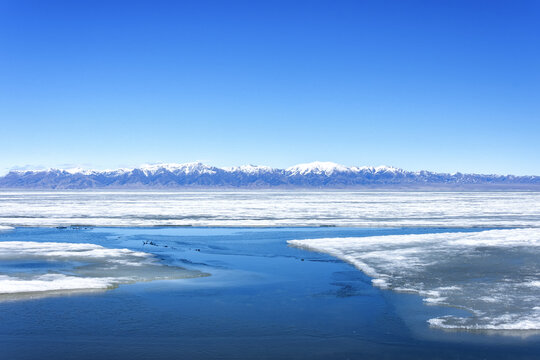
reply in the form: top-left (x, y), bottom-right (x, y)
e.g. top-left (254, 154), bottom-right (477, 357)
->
top-left (0, 191), bottom-right (538, 227)
top-left (288, 228), bottom-right (540, 330)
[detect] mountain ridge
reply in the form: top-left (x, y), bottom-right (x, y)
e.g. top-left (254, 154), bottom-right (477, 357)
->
top-left (1, 161), bottom-right (539, 190)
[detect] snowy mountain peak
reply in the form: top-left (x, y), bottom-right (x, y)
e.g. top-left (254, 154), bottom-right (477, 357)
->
top-left (223, 165), bottom-right (275, 174)
top-left (374, 165), bottom-right (402, 173)
top-left (138, 162), bottom-right (216, 175)
top-left (12, 167), bottom-right (92, 175)
top-left (286, 161), bottom-right (350, 176)
top-left (351, 165), bottom-right (402, 173)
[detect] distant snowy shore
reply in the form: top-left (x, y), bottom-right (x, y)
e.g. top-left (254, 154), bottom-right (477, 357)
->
top-left (0, 191), bottom-right (538, 228)
top-left (1, 161), bottom-right (539, 189)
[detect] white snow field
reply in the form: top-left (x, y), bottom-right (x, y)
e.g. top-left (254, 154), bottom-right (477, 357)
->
top-left (0, 191), bottom-right (538, 228)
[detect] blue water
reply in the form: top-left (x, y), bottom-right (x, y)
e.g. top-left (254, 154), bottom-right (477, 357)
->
top-left (0, 227), bottom-right (539, 359)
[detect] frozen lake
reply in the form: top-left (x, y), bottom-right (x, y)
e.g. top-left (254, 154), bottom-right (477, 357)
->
top-left (0, 191), bottom-right (539, 358)
top-left (0, 190), bottom-right (539, 227)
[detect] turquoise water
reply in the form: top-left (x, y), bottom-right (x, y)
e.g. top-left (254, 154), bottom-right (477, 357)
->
top-left (0, 227), bottom-right (539, 359)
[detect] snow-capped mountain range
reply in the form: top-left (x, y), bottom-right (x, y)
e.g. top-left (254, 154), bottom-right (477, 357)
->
top-left (1, 161), bottom-right (538, 189)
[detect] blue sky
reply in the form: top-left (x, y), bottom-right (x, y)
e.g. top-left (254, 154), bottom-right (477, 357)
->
top-left (0, 0), bottom-right (539, 175)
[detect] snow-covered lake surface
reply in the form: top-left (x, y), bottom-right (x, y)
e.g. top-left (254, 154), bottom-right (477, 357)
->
top-left (0, 190), bottom-right (539, 334)
top-left (0, 190), bottom-right (539, 227)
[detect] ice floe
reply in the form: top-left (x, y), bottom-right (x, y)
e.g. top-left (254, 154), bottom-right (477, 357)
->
top-left (0, 241), bottom-right (207, 299)
top-left (288, 228), bottom-right (540, 331)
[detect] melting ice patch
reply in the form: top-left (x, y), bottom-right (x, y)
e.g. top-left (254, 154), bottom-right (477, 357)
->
top-left (288, 228), bottom-right (540, 331)
top-left (0, 241), bottom-right (207, 299)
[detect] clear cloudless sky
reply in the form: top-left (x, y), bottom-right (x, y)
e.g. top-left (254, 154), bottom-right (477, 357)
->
top-left (0, 0), bottom-right (539, 175)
